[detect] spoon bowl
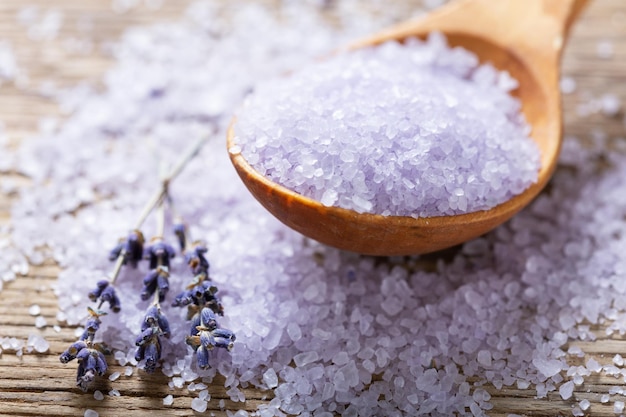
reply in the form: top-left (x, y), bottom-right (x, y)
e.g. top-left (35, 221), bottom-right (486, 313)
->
top-left (227, 0), bottom-right (588, 256)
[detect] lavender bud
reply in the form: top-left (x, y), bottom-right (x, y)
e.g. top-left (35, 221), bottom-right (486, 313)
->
top-left (171, 289), bottom-right (194, 307)
top-left (212, 328), bottom-right (236, 351)
top-left (79, 316), bottom-right (101, 341)
top-left (144, 240), bottom-right (176, 269)
top-left (135, 327), bottom-right (157, 346)
top-left (196, 345), bottom-right (210, 369)
top-left (60, 341), bottom-right (88, 363)
top-left (143, 340), bottom-right (161, 374)
top-left (109, 230), bottom-right (145, 268)
top-left (141, 266), bottom-right (169, 301)
top-left (87, 279), bottom-right (109, 302)
top-left (185, 244), bottom-right (210, 276)
top-left (200, 308), bottom-right (217, 330)
top-left (100, 286), bottom-right (121, 313)
top-left (173, 222), bottom-right (186, 252)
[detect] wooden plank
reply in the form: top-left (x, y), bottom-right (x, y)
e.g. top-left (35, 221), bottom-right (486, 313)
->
top-left (1, 0), bottom-right (626, 416)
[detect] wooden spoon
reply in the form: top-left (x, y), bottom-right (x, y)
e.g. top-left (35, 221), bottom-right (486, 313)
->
top-left (227, 0), bottom-right (589, 256)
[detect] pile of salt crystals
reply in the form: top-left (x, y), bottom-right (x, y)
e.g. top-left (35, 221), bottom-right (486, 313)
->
top-left (5, 1), bottom-right (626, 416)
top-left (234, 33), bottom-right (541, 217)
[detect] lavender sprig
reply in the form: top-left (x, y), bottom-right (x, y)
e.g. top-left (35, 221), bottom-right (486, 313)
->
top-left (59, 136), bottom-right (208, 391)
top-left (59, 308), bottom-right (109, 391)
top-left (135, 199), bottom-right (171, 373)
top-left (169, 208), bottom-right (235, 370)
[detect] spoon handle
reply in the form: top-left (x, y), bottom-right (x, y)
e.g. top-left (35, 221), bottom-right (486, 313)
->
top-left (352, 0), bottom-right (589, 61)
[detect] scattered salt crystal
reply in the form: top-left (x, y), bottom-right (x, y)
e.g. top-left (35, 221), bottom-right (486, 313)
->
top-left (172, 377), bottom-right (184, 389)
top-left (109, 389), bottom-right (121, 397)
top-left (579, 398), bottom-right (590, 410)
top-left (124, 366), bottom-right (133, 376)
top-left (567, 346), bottom-right (584, 357)
top-left (615, 401), bottom-right (625, 413)
top-left (560, 77), bottom-right (576, 94)
top-left (199, 390), bottom-right (210, 401)
top-left (571, 406), bottom-right (584, 417)
top-left (108, 371), bottom-right (121, 381)
top-left (28, 304), bottom-right (41, 316)
top-left (532, 357), bottom-right (562, 378)
top-left (163, 394), bottom-right (174, 406)
top-left (53, 325), bottom-right (61, 333)
top-left (601, 93), bottom-right (621, 117)
top-left (477, 350), bottom-right (492, 367)
top-left (586, 358), bottom-right (602, 373)
top-left (601, 394), bottom-right (610, 403)
top-left (263, 368), bottom-right (279, 389)
top-left (0, 42), bottom-right (18, 83)
top-left (84, 410), bottom-right (98, 417)
top-left (182, 368), bottom-right (198, 382)
top-left (93, 390), bottom-right (104, 401)
top-left (294, 351), bottom-right (319, 367)
top-left (191, 398), bottom-right (208, 413)
top-left (27, 334), bottom-right (49, 353)
top-left (34, 316), bottom-right (47, 328)
top-left (596, 39), bottom-right (614, 59)
top-left (559, 381), bottom-right (574, 400)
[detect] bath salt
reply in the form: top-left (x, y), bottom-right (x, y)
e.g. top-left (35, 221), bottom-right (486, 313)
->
top-left (6, 0), bottom-right (626, 416)
top-left (234, 33), bottom-right (540, 217)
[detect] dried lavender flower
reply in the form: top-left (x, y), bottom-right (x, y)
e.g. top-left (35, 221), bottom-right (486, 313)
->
top-left (58, 137), bottom-right (208, 391)
top-left (88, 280), bottom-right (121, 312)
top-left (108, 230), bottom-right (145, 268)
top-left (60, 340), bottom-right (88, 363)
top-left (78, 308), bottom-right (106, 342)
top-left (143, 305), bottom-right (171, 337)
top-left (135, 306), bottom-right (170, 373)
top-left (186, 307), bottom-right (235, 370)
top-left (140, 265), bottom-right (170, 302)
top-left (144, 238), bottom-right (176, 269)
top-left (173, 220), bottom-right (186, 252)
top-left (172, 279), bottom-right (222, 316)
top-left (76, 347), bottom-right (107, 392)
top-left (184, 242), bottom-right (210, 276)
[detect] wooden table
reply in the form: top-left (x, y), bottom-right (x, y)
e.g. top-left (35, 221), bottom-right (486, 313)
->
top-left (1, 1), bottom-right (625, 416)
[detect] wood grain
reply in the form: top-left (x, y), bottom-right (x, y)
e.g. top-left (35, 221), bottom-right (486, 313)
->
top-left (1, 1), bottom-right (626, 416)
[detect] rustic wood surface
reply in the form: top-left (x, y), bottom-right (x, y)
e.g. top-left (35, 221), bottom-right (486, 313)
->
top-left (1, 1), bottom-right (626, 416)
